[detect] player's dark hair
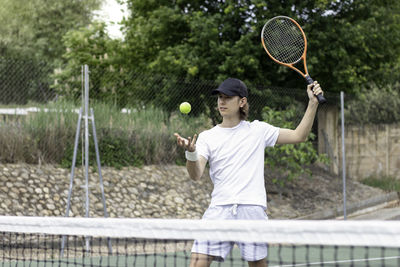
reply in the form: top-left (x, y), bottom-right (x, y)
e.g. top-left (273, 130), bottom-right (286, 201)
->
top-left (240, 102), bottom-right (249, 120)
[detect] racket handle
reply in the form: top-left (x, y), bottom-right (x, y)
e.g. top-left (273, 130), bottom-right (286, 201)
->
top-left (316, 92), bottom-right (327, 104)
top-left (305, 76), bottom-right (327, 104)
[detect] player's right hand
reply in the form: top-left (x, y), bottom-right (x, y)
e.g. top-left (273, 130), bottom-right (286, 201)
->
top-left (307, 81), bottom-right (323, 104)
top-left (173, 133), bottom-right (197, 152)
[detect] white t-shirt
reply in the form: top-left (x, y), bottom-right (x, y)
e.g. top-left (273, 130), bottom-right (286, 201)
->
top-left (196, 120), bottom-right (280, 208)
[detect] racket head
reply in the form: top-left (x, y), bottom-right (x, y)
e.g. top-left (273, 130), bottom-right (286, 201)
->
top-left (261, 16), bottom-right (307, 66)
top-left (261, 16), bottom-right (327, 104)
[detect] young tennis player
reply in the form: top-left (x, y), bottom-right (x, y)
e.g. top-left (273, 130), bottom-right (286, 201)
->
top-left (174, 77), bottom-right (323, 267)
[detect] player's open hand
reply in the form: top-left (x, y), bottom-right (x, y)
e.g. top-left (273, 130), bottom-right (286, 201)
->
top-left (307, 81), bottom-right (323, 104)
top-left (173, 133), bottom-right (197, 152)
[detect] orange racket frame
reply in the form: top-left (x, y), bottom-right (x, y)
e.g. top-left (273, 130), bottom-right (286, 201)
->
top-left (261, 16), bottom-right (326, 104)
top-left (261, 16), bottom-right (310, 80)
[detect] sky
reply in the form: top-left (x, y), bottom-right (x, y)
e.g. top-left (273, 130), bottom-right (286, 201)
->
top-left (93, 0), bottom-right (127, 39)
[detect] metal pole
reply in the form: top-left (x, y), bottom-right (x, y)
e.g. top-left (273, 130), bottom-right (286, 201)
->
top-left (90, 108), bottom-right (109, 218)
top-left (84, 65), bottom-right (90, 250)
top-left (61, 107), bottom-right (82, 257)
top-left (62, 65), bottom-right (112, 254)
top-left (64, 108), bottom-right (82, 218)
top-left (90, 108), bottom-right (112, 253)
top-left (341, 91), bottom-right (347, 220)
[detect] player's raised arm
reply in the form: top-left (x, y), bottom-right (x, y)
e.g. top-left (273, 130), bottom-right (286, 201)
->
top-left (277, 82), bottom-right (323, 144)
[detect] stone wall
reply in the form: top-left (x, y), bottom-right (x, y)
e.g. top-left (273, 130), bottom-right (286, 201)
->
top-left (0, 163), bottom-right (389, 220)
top-left (0, 164), bottom-right (213, 219)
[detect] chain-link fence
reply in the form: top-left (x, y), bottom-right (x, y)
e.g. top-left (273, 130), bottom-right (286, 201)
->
top-left (0, 58), bottom-right (55, 105)
top-left (2, 58), bottom-right (399, 182)
top-left (1, 58), bottom-right (399, 219)
top-left (0, 58), bottom-right (336, 164)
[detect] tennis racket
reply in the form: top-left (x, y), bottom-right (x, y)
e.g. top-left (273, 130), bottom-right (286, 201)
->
top-left (261, 16), bottom-right (326, 104)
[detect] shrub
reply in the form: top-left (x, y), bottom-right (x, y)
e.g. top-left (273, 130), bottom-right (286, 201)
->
top-left (345, 83), bottom-right (400, 125)
top-left (262, 105), bottom-right (329, 187)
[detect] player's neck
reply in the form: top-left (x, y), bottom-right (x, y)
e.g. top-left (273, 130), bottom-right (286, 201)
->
top-left (219, 116), bottom-right (241, 128)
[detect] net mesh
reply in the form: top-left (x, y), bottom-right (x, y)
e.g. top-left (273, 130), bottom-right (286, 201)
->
top-left (1, 216), bottom-right (400, 267)
top-left (262, 17), bottom-right (305, 64)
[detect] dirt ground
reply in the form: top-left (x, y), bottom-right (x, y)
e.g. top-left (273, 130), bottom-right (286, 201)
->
top-left (264, 164), bottom-right (389, 219)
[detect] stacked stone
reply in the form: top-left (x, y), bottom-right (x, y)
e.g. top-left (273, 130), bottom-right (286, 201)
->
top-left (0, 164), bottom-right (212, 219)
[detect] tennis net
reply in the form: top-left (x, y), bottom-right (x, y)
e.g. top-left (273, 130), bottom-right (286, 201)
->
top-left (1, 216), bottom-right (400, 266)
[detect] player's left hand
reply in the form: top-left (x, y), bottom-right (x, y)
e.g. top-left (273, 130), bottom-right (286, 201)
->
top-left (174, 133), bottom-right (197, 152)
top-left (307, 81), bottom-right (323, 104)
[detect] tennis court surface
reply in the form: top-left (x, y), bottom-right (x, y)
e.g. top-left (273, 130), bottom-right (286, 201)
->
top-left (1, 216), bottom-right (399, 266)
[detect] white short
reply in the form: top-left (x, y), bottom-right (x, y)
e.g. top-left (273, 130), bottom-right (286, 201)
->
top-left (191, 204), bottom-right (268, 262)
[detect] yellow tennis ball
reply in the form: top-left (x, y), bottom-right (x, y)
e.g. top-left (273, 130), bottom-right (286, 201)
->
top-left (179, 102), bottom-right (191, 114)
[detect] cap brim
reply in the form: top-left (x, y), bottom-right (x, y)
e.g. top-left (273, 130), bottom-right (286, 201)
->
top-left (211, 88), bottom-right (236, 96)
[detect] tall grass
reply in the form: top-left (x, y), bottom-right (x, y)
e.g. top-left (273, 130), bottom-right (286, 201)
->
top-left (361, 175), bottom-right (400, 192)
top-left (0, 101), bottom-right (211, 168)
top-left (0, 101), bottom-right (77, 164)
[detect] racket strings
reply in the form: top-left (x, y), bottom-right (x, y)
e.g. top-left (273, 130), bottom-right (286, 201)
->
top-left (262, 18), bottom-right (305, 64)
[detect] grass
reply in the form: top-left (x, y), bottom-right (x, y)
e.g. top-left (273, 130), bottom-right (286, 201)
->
top-left (0, 101), bottom-right (211, 167)
top-left (361, 175), bottom-right (400, 192)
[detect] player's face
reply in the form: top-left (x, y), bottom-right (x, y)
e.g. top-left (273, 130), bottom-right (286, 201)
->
top-left (217, 94), bottom-right (241, 117)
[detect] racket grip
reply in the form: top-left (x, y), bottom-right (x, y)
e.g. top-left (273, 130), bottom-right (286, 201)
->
top-left (316, 93), bottom-right (327, 104)
top-left (305, 76), bottom-right (327, 104)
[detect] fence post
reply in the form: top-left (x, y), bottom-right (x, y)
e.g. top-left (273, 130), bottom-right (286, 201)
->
top-left (318, 104), bottom-right (340, 174)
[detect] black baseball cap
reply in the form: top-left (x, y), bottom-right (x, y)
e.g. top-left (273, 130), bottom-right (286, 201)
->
top-left (212, 78), bottom-right (248, 98)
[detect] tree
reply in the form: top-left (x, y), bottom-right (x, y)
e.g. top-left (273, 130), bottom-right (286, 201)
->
top-left (121, 0), bottom-right (400, 96)
top-left (307, 0), bottom-right (400, 95)
top-left (53, 22), bottom-right (125, 105)
top-left (54, 0), bottom-right (400, 121)
top-left (0, 0), bottom-right (103, 104)
top-left (0, 0), bottom-right (103, 64)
